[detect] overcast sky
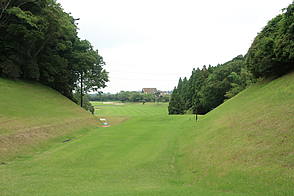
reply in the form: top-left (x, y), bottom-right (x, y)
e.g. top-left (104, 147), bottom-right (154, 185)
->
top-left (58, 0), bottom-right (292, 93)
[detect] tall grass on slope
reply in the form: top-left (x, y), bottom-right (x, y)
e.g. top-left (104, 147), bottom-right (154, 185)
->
top-left (177, 72), bottom-right (294, 195)
top-left (0, 78), bottom-right (97, 161)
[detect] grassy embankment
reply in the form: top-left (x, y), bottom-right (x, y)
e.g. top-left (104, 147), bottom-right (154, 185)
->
top-left (0, 78), bottom-right (97, 161)
top-left (1, 72), bottom-right (294, 195)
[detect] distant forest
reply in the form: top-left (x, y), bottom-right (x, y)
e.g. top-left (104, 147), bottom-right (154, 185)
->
top-left (89, 91), bottom-right (170, 103)
top-left (169, 2), bottom-right (294, 115)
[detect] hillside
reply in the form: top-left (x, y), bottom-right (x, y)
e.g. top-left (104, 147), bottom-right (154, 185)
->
top-left (0, 78), bottom-right (97, 161)
top-left (0, 72), bottom-right (294, 196)
top-left (177, 71), bottom-right (294, 195)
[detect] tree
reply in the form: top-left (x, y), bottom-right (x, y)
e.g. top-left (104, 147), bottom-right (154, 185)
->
top-left (168, 88), bottom-right (181, 114)
top-left (0, 0), bottom-right (108, 105)
top-left (168, 79), bottom-right (186, 114)
top-left (246, 2), bottom-right (294, 78)
top-left (72, 39), bottom-right (108, 107)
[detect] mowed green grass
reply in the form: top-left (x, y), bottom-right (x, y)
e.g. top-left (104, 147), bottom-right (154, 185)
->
top-left (1, 72), bottom-right (294, 196)
top-left (1, 103), bottom-right (234, 196)
top-left (92, 102), bottom-right (169, 117)
top-left (0, 78), bottom-right (91, 120)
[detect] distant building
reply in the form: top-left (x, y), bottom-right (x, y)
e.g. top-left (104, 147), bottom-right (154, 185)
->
top-left (142, 88), bottom-right (157, 94)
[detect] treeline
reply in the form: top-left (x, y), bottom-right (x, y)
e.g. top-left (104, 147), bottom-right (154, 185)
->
top-left (90, 91), bottom-right (170, 103)
top-left (0, 0), bottom-right (108, 103)
top-left (169, 2), bottom-right (293, 115)
top-left (169, 56), bottom-right (254, 114)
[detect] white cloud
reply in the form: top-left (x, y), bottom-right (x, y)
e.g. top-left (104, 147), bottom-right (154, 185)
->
top-left (58, 0), bottom-right (292, 93)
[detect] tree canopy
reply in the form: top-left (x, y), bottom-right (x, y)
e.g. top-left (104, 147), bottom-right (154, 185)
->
top-left (246, 2), bottom-right (294, 78)
top-left (0, 0), bottom-right (108, 101)
top-left (168, 56), bottom-right (254, 115)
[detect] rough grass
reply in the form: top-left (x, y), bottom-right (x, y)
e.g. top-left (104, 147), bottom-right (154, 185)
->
top-left (176, 72), bottom-right (294, 195)
top-left (0, 78), bottom-right (97, 161)
top-left (1, 72), bottom-right (294, 195)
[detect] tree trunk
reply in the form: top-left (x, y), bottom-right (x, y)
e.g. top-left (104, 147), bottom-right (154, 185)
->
top-left (80, 72), bottom-right (83, 107)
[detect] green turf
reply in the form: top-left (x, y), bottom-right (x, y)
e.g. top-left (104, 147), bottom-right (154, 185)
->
top-left (92, 102), bottom-right (169, 117)
top-left (1, 72), bottom-right (294, 195)
top-left (0, 78), bottom-right (97, 161)
top-left (0, 79), bottom-right (87, 119)
top-left (0, 104), bottom-right (244, 196)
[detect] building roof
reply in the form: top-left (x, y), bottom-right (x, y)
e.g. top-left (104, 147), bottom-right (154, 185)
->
top-left (142, 88), bottom-right (157, 94)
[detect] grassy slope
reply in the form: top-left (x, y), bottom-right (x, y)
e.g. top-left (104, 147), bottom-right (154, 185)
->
top-left (0, 72), bottom-right (294, 196)
top-left (0, 78), bottom-right (97, 161)
top-left (176, 72), bottom-right (294, 195)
